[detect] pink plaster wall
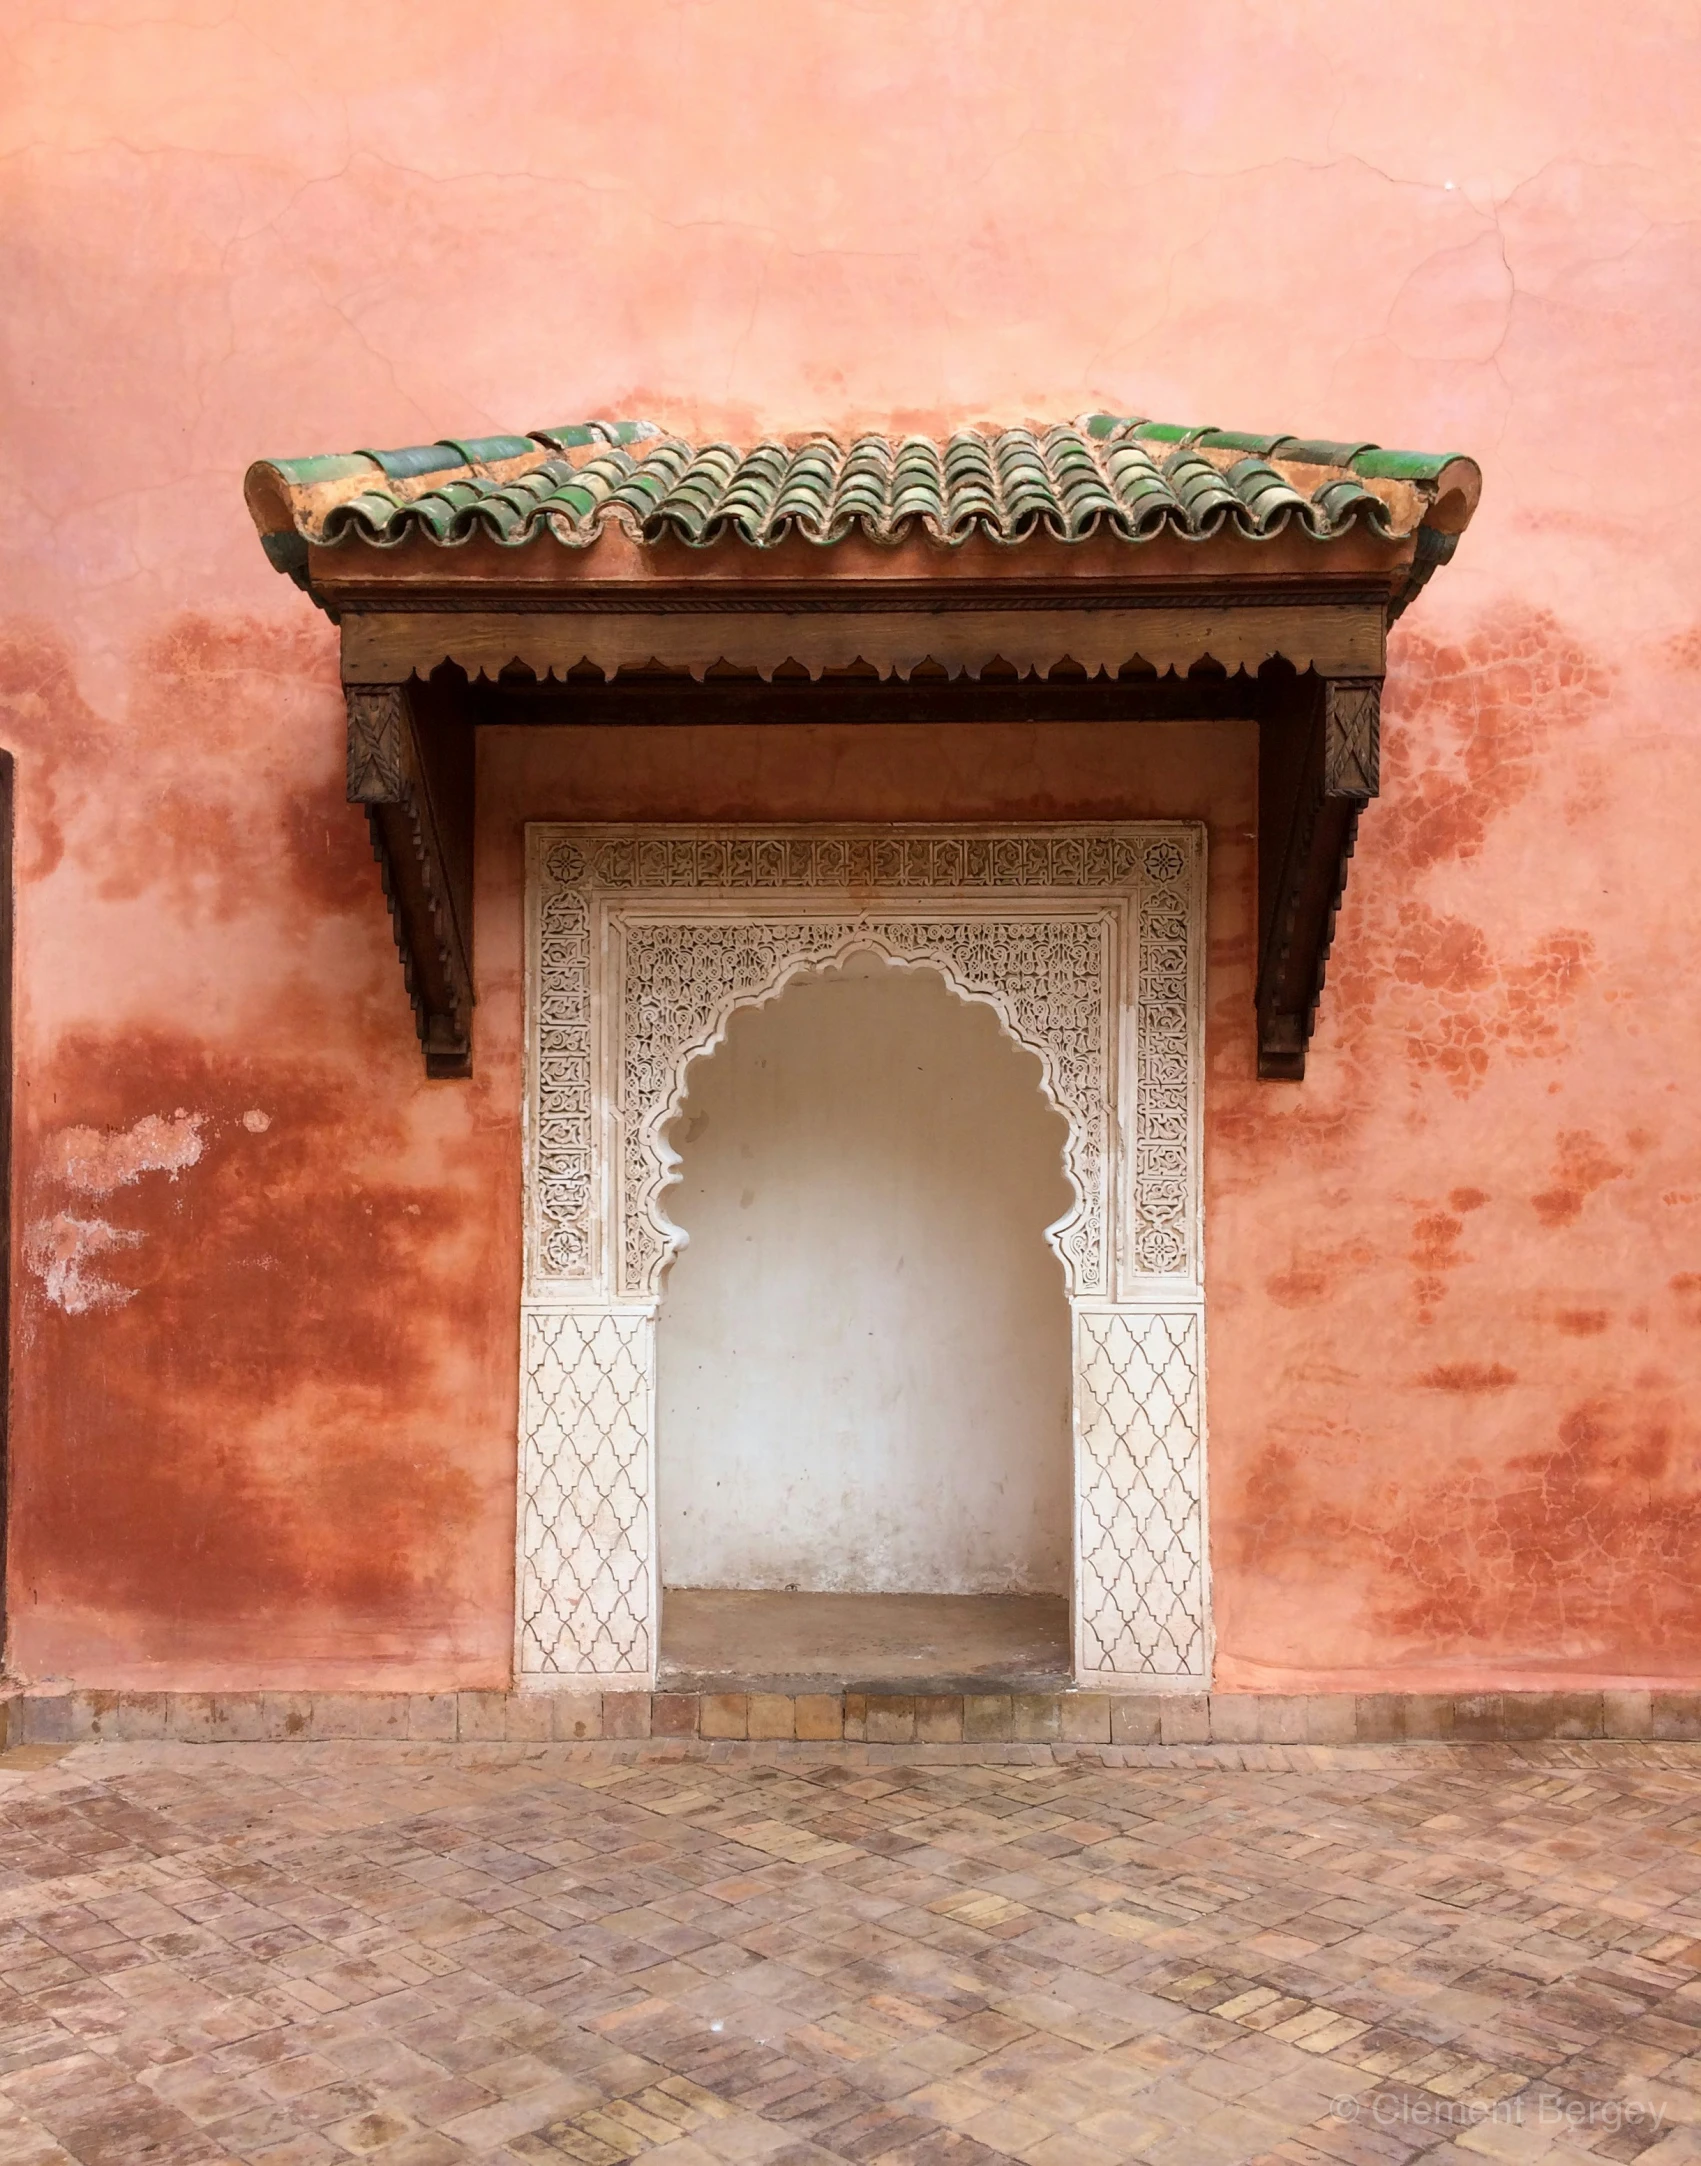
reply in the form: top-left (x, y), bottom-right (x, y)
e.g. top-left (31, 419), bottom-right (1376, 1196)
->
top-left (2, 0), bottom-right (1698, 1690)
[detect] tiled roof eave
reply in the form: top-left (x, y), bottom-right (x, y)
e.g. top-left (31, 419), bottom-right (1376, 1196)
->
top-left (246, 415), bottom-right (1479, 611)
top-left (244, 415), bottom-right (1480, 1095)
top-left (322, 502), bottom-right (1409, 554)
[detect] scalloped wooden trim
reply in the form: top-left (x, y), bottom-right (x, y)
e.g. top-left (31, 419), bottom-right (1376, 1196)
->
top-left (339, 603), bottom-right (1384, 685)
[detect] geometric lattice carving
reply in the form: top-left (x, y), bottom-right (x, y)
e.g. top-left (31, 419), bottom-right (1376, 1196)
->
top-left (344, 683), bottom-right (405, 802)
top-left (518, 1309), bottom-right (652, 1679)
top-left (1074, 1308), bottom-right (1205, 1680)
top-left (1324, 678), bottom-right (1382, 801)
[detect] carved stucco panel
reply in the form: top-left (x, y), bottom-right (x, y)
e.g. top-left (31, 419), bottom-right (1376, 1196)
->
top-left (519, 824), bottom-right (1207, 1687)
top-left (616, 914), bottom-right (1109, 1300)
top-left (527, 824), bottom-right (1202, 1298)
top-left (1074, 1306), bottom-right (1206, 1682)
top-left (534, 878), bottom-right (594, 1279)
top-left (1134, 841), bottom-right (1194, 1279)
top-left (518, 1307), bottom-right (653, 1681)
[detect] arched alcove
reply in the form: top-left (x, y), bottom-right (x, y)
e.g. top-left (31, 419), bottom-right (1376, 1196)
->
top-left (655, 949), bottom-right (1073, 1674)
top-left (516, 823), bottom-right (1208, 1690)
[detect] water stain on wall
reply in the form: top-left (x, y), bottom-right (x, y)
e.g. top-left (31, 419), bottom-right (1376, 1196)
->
top-left (1407, 1188), bottom-right (1489, 1318)
top-left (1211, 604), bottom-right (1610, 1195)
top-left (1, 616), bottom-right (360, 926)
top-left (1388, 904), bottom-right (1595, 1093)
top-left (1531, 1129), bottom-right (1630, 1227)
top-left (12, 1018), bottom-right (515, 1678)
top-left (0, 626), bottom-right (111, 884)
top-left (1415, 1362), bottom-right (1519, 1392)
top-left (1211, 597), bottom-right (1701, 1683)
top-left (93, 615), bottom-right (356, 920)
top-left (1233, 1373), bottom-right (1701, 1669)
top-left (1377, 603), bottom-right (1612, 872)
top-left (1324, 604), bottom-right (1606, 1070)
top-left (1264, 1237), bottom-right (1377, 1309)
top-left (1371, 1387), bottom-right (1701, 1655)
top-left (1347, 608), bottom-right (1605, 1071)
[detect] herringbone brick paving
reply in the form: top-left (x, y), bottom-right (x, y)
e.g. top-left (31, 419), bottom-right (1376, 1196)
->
top-left (1, 1742), bottom-right (1700, 2166)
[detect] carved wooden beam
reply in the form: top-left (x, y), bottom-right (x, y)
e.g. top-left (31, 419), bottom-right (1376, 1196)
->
top-left (338, 599), bottom-right (1387, 688)
top-left (340, 656), bottom-right (1385, 1086)
top-left (345, 680), bottom-right (475, 1077)
top-left (1256, 673), bottom-right (1381, 1079)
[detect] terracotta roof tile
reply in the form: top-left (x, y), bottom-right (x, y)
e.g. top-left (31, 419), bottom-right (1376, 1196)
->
top-left (246, 414), bottom-right (1480, 569)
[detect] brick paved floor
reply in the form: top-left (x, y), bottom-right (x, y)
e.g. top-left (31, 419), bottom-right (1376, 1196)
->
top-left (2, 1742), bottom-right (1701, 2166)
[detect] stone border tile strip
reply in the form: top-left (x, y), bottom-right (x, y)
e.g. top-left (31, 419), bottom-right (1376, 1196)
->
top-left (2, 1687), bottom-right (1689, 1750)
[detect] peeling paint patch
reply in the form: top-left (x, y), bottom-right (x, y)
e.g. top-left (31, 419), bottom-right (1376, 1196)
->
top-left (23, 1214), bottom-right (143, 1314)
top-left (47, 1110), bottom-right (204, 1196)
top-left (28, 1109), bottom-right (209, 1315)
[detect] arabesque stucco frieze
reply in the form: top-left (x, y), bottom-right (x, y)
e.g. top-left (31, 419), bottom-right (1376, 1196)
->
top-left (529, 825), bottom-right (1202, 1302)
top-left (519, 822), bottom-right (1207, 1687)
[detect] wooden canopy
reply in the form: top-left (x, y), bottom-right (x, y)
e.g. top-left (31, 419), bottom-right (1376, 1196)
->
top-left (245, 415), bottom-right (1481, 1078)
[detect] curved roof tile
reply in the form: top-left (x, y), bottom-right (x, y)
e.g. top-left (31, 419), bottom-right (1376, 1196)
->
top-left (245, 413), bottom-right (1480, 567)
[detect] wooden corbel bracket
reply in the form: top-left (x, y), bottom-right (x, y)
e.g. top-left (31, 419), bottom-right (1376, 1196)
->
top-left (345, 680), bottom-right (475, 1077)
top-left (1256, 673), bottom-right (1382, 1079)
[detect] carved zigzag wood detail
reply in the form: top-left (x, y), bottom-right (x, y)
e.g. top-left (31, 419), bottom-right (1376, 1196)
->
top-left (342, 666), bottom-right (1385, 1086)
top-left (1256, 674), bottom-right (1383, 1079)
top-left (344, 682), bottom-right (474, 1077)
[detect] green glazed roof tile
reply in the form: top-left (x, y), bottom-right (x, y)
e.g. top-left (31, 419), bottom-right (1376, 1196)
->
top-left (245, 413), bottom-right (1480, 559)
top-left (356, 443), bottom-right (468, 481)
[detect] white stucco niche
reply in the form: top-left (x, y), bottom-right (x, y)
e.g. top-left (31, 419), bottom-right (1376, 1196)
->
top-left (657, 954), bottom-right (1076, 1599)
top-left (517, 823), bottom-right (1209, 1691)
